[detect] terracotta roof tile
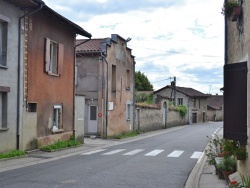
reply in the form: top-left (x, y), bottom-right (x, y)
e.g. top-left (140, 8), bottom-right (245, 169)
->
top-left (76, 39), bottom-right (105, 52)
top-left (207, 95), bottom-right (223, 110)
top-left (154, 85), bottom-right (209, 98)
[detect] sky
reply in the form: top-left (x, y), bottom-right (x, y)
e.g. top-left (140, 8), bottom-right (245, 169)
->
top-left (43, 0), bottom-right (225, 95)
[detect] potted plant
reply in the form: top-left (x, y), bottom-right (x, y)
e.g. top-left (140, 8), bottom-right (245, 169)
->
top-left (221, 0), bottom-right (242, 21)
top-left (234, 146), bottom-right (248, 160)
top-left (216, 157), bottom-right (236, 182)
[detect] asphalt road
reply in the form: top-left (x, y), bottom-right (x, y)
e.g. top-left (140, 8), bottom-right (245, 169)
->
top-left (0, 122), bottom-right (222, 188)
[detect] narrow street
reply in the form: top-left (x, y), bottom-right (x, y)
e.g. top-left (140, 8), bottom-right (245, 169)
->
top-left (0, 122), bottom-right (222, 188)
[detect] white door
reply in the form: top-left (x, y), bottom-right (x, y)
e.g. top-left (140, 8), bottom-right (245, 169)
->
top-left (88, 105), bottom-right (98, 133)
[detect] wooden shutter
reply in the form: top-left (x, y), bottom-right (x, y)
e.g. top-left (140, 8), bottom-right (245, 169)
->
top-left (224, 62), bottom-right (248, 144)
top-left (57, 43), bottom-right (64, 75)
top-left (45, 38), bottom-right (50, 72)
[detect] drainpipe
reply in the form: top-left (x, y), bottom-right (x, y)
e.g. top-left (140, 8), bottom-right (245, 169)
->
top-left (224, 0), bottom-right (228, 66)
top-left (100, 52), bottom-right (108, 139)
top-left (17, 3), bottom-right (44, 150)
top-left (74, 38), bottom-right (91, 139)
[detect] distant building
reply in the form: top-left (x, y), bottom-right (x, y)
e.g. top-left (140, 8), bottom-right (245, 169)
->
top-left (207, 95), bottom-right (223, 121)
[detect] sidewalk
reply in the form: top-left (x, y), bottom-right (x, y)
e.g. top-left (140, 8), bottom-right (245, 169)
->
top-left (185, 126), bottom-right (228, 188)
top-left (0, 125), bottom-right (228, 187)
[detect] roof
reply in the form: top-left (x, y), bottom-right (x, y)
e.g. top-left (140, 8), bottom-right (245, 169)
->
top-left (4, 0), bottom-right (91, 38)
top-left (207, 95), bottom-right (223, 110)
top-left (154, 85), bottom-right (209, 98)
top-left (76, 39), bottom-right (105, 52)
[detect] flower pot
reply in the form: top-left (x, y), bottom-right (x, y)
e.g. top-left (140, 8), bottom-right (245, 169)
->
top-left (231, 6), bottom-right (242, 22)
top-left (236, 155), bottom-right (247, 160)
top-left (222, 170), bottom-right (233, 182)
top-left (218, 170), bottom-right (225, 179)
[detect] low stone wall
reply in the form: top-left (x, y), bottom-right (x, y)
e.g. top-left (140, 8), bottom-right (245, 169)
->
top-left (135, 103), bottom-right (186, 132)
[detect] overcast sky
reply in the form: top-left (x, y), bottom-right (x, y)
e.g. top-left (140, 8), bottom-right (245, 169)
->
top-left (43, 0), bottom-right (225, 95)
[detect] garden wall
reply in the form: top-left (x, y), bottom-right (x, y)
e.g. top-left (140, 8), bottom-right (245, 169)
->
top-left (134, 101), bottom-right (186, 132)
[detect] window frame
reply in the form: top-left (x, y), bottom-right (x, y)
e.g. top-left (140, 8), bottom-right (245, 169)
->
top-left (0, 14), bottom-right (10, 68)
top-left (45, 38), bottom-right (64, 76)
top-left (52, 104), bottom-right (63, 132)
top-left (0, 86), bottom-right (9, 131)
top-left (178, 98), bottom-right (183, 105)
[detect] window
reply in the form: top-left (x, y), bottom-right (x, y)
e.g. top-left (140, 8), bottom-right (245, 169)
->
top-left (0, 86), bottom-right (9, 129)
top-left (178, 98), bottom-right (183, 105)
top-left (0, 19), bottom-right (8, 67)
top-left (126, 103), bottom-right (131, 120)
top-left (193, 98), bottom-right (196, 108)
top-left (52, 105), bottom-right (62, 131)
top-left (126, 70), bottom-right (130, 90)
top-left (45, 38), bottom-right (64, 75)
top-left (112, 65), bottom-right (116, 92)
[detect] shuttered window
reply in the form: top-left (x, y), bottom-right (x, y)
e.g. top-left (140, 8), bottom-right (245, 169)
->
top-left (224, 62), bottom-right (247, 144)
top-left (0, 21), bottom-right (8, 67)
top-left (45, 38), bottom-right (64, 75)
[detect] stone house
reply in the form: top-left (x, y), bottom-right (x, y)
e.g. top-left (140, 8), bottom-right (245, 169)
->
top-left (75, 34), bottom-right (135, 138)
top-left (0, 0), bottom-right (91, 151)
top-left (207, 95), bottom-right (223, 121)
top-left (223, 0), bottom-right (249, 176)
top-left (0, 0), bottom-right (24, 153)
top-left (154, 85), bottom-right (210, 124)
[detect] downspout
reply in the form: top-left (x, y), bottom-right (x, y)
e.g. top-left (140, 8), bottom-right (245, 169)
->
top-left (74, 38), bottom-right (91, 139)
top-left (133, 60), bottom-right (136, 130)
top-left (100, 52), bottom-right (108, 139)
top-left (17, 3), bottom-right (44, 150)
top-left (224, 0), bottom-right (228, 66)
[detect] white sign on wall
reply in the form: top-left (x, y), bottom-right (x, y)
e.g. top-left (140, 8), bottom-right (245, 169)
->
top-left (108, 102), bottom-right (114, 110)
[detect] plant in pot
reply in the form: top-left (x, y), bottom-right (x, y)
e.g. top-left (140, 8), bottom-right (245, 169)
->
top-left (216, 156), bottom-right (236, 181)
top-left (234, 145), bottom-right (248, 160)
top-left (221, 0), bottom-right (241, 21)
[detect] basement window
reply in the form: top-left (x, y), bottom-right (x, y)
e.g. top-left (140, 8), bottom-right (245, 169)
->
top-left (52, 104), bottom-right (63, 132)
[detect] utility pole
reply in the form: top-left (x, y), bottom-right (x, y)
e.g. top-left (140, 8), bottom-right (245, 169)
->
top-left (170, 76), bottom-right (176, 106)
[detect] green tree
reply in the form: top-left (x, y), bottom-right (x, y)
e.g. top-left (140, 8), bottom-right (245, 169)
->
top-left (135, 71), bottom-right (153, 91)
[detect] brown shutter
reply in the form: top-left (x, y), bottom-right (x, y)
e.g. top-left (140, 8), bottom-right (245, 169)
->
top-left (224, 61), bottom-right (248, 144)
top-left (58, 43), bottom-right (64, 75)
top-left (45, 38), bottom-right (50, 72)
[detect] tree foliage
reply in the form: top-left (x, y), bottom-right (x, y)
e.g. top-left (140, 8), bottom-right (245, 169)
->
top-left (135, 71), bottom-right (153, 91)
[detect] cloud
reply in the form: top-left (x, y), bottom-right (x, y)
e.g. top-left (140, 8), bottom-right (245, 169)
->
top-left (43, 0), bottom-right (225, 94)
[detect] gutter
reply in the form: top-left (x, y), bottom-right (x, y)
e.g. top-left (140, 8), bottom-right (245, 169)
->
top-left (100, 52), bottom-right (108, 139)
top-left (224, 0), bottom-right (228, 66)
top-left (17, 2), bottom-right (45, 150)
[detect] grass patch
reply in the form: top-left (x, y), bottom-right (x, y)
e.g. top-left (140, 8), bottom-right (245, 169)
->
top-left (0, 150), bottom-right (26, 159)
top-left (113, 130), bottom-right (140, 139)
top-left (41, 138), bottom-right (81, 151)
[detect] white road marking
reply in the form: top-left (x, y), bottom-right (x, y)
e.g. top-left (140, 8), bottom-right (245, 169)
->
top-left (191, 151), bottom-right (203, 159)
top-left (102, 149), bottom-right (126, 155)
top-left (123, 149), bottom-right (145, 155)
top-left (80, 149), bottom-right (107, 155)
top-left (167, 150), bottom-right (184, 157)
top-left (145, 150), bottom-right (164, 156)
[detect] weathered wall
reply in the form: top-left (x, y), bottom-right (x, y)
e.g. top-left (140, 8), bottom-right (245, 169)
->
top-left (0, 1), bottom-right (23, 153)
top-left (134, 103), bottom-right (186, 132)
top-left (74, 95), bottom-right (85, 142)
top-left (207, 109), bottom-right (223, 121)
top-left (23, 12), bottom-right (75, 148)
top-left (105, 36), bottom-right (135, 136)
top-left (226, 0), bottom-right (250, 176)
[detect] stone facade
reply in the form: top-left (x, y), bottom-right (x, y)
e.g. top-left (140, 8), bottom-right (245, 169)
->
top-left (226, 0), bottom-right (250, 177)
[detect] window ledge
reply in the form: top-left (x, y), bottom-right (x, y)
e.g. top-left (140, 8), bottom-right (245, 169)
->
top-left (0, 128), bottom-right (9, 132)
top-left (0, 65), bottom-right (8, 69)
top-left (48, 72), bottom-right (59, 77)
top-left (126, 119), bottom-right (131, 121)
top-left (52, 129), bottom-right (64, 134)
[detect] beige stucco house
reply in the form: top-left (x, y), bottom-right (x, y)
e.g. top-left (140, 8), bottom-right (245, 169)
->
top-left (207, 95), bottom-right (223, 121)
top-left (154, 85), bottom-right (210, 124)
top-left (223, 0), bottom-right (250, 177)
top-left (76, 34), bottom-right (135, 138)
